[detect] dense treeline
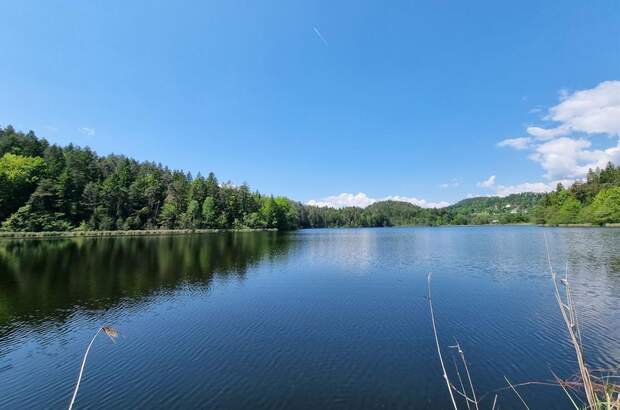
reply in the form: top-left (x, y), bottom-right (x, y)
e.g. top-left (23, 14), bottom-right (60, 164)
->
top-left (0, 126), bottom-right (301, 231)
top-left (533, 163), bottom-right (620, 225)
top-left (447, 193), bottom-right (544, 225)
top-left (1, 126), bottom-right (618, 232)
top-left (300, 195), bottom-right (541, 228)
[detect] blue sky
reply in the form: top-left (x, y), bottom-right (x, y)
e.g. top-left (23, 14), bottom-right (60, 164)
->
top-left (1, 1), bottom-right (619, 207)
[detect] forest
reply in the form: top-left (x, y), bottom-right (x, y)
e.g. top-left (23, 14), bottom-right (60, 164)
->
top-left (0, 126), bottom-right (304, 232)
top-left (1, 126), bottom-right (619, 232)
top-left (532, 164), bottom-right (620, 225)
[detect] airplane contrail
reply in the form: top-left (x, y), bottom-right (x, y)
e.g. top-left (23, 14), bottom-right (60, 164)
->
top-left (313, 27), bottom-right (328, 46)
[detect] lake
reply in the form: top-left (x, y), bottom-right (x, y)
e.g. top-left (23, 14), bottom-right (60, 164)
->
top-left (0, 227), bottom-right (619, 409)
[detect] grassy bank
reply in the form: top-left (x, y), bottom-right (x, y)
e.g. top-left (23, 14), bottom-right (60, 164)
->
top-left (0, 228), bottom-right (278, 239)
top-left (548, 223), bottom-right (620, 228)
top-left (3, 224), bottom-right (620, 239)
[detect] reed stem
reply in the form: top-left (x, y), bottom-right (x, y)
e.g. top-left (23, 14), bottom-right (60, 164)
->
top-left (428, 273), bottom-right (459, 410)
top-left (68, 327), bottom-right (102, 410)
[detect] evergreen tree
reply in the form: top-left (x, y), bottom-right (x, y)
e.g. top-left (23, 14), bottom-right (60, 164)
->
top-left (202, 197), bottom-right (217, 228)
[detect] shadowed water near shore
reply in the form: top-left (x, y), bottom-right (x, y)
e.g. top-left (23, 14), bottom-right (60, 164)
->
top-left (0, 232), bottom-right (291, 333)
top-left (0, 227), bottom-right (619, 409)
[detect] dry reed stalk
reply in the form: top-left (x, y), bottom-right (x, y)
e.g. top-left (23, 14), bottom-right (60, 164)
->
top-left (544, 235), bottom-right (596, 407)
top-left (427, 273), bottom-right (459, 410)
top-left (504, 376), bottom-right (530, 409)
top-left (68, 326), bottom-right (118, 410)
top-left (551, 370), bottom-right (581, 409)
top-left (451, 355), bottom-right (471, 410)
top-left (428, 235), bottom-right (618, 409)
top-left (453, 340), bottom-right (479, 410)
top-left (544, 234), bottom-right (619, 409)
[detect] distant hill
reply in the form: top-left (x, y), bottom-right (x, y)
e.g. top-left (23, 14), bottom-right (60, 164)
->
top-left (300, 193), bottom-right (545, 228)
top-left (446, 192), bottom-right (545, 224)
top-left (450, 192), bottom-right (544, 210)
top-left (364, 200), bottom-right (430, 225)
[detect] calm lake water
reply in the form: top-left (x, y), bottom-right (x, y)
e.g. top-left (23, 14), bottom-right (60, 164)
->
top-left (0, 227), bottom-right (619, 409)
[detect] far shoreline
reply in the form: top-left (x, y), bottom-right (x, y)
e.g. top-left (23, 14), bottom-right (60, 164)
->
top-left (3, 223), bottom-right (620, 240)
top-left (0, 228), bottom-right (278, 240)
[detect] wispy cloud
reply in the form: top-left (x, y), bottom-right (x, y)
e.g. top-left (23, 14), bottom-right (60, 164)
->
top-left (497, 137), bottom-right (532, 150)
top-left (313, 27), bottom-right (328, 46)
top-left (439, 179), bottom-right (460, 189)
top-left (78, 127), bottom-right (95, 137)
top-left (78, 127), bottom-right (96, 136)
top-left (526, 125), bottom-right (570, 140)
top-left (307, 192), bottom-right (449, 209)
top-left (477, 175), bottom-right (496, 188)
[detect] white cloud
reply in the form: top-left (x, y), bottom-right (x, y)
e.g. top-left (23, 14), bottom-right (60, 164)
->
top-left (525, 81), bottom-right (620, 140)
top-left (526, 125), bottom-right (570, 140)
top-left (496, 80), bottom-right (620, 187)
top-left (383, 196), bottom-right (450, 208)
top-left (529, 137), bottom-right (620, 180)
top-left (306, 192), bottom-right (449, 209)
top-left (545, 80), bottom-right (620, 136)
top-left (307, 193), bottom-right (375, 208)
top-left (477, 175), bottom-right (496, 188)
top-left (497, 137), bottom-right (532, 150)
top-left (493, 180), bottom-right (574, 197)
top-left (79, 127), bottom-right (95, 136)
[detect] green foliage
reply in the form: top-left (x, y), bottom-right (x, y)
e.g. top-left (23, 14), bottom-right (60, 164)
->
top-left (447, 193), bottom-right (543, 225)
top-left (0, 126), bottom-right (48, 157)
top-left (2, 125), bottom-right (617, 231)
top-left (0, 153), bottom-right (47, 220)
top-left (272, 197), bottom-right (298, 230)
top-left (0, 126), bottom-right (301, 231)
top-left (300, 195), bottom-right (545, 228)
top-left (202, 197), bottom-right (218, 227)
top-left (535, 163), bottom-right (620, 225)
top-left (182, 199), bottom-right (202, 229)
top-left (159, 201), bottom-right (179, 229)
top-left (539, 188), bottom-right (583, 225)
top-left (1, 204), bottom-right (72, 232)
top-left (555, 194), bottom-right (582, 225)
top-left (586, 187), bottom-right (620, 225)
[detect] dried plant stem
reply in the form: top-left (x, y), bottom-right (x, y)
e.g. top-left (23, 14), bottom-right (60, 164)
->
top-left (427, 273), bottom-right (459, 410)
top-left (504, 376), bottom-right (530, 410)
top-left (68, 327), bottom-right (102, 410)
top-left (452, 355), bottom-right (470, 410)
top-left (550, 370), bottom-right (580, 409)
top-left (454, 340), bottom-right (479, 410)
top-left (544, 235), bottom-right (596, 406)
top-left (68, 326), bottom-right (118, 410)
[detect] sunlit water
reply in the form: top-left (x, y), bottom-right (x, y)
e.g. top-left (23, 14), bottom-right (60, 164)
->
top-left (0, 227), bottom-right (618, 409)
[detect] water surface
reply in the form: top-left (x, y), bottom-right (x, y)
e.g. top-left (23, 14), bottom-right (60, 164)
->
top-left (0, 227), bottom-right (619, 409)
